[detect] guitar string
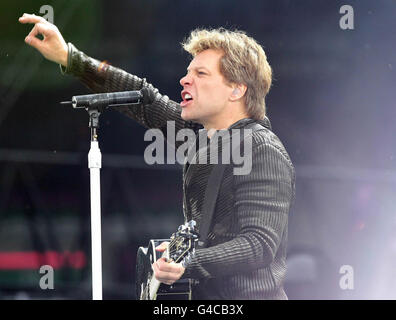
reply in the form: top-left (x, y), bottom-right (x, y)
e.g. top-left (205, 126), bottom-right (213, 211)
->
top-left (165, 230), bottom-right (194, 260)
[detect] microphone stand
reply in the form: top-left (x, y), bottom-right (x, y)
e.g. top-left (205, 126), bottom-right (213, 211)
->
top-left (87, 108), bottom-right (103, 300)
top-left (61, 89), bottom-right (150, 300)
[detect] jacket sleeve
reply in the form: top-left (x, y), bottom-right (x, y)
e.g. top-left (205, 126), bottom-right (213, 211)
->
top-left (60, 42), bottom-right (200, 133)
top-left (182, 135), bottom-right (295, 280)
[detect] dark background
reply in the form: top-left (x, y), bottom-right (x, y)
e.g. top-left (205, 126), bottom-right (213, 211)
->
top-left (0, 0), bottom-right (395, 299)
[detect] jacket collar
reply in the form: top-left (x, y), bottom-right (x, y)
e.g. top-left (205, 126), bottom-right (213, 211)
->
top-left (227, 116), bottom-right (272, 131)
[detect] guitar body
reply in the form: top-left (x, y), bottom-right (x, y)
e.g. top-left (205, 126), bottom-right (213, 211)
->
top-left (136, 239), bottom-right (193, 300)
top-left (136, 221), bottom-right (198, 300)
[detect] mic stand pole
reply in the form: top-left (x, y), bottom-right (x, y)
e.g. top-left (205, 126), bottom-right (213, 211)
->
top-left (87, 108), bottom-right (103, 300)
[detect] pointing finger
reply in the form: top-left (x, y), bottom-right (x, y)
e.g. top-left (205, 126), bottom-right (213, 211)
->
top-left (18, 13), bottom-right (47, 25)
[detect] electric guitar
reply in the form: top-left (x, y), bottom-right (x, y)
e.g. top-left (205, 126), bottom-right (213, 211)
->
top-left (136, 220), bottom-right (198, 300)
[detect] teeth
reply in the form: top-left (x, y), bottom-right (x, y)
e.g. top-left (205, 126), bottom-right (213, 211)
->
top-left (185, 93), bottom-right (192, 100)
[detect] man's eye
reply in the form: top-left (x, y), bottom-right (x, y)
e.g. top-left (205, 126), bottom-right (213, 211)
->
top-left (198, 71), bottom-right (206, 75)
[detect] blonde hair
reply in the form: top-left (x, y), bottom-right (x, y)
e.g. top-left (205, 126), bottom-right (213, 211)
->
top-left (182, 28), bottom-right (272, 120)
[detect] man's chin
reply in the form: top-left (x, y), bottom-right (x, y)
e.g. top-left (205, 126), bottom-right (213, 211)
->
top-left (181, 110), bottom-right (195, 122)
top-left (181, 110), bottom-right (204, 126)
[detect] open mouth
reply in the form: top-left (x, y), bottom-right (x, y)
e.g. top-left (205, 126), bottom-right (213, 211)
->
top-left (181, 91), bottom-right (193, 107)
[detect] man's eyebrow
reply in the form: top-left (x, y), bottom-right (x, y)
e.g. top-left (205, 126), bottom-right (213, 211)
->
top-left (186, 66), bottom-right (210, 72)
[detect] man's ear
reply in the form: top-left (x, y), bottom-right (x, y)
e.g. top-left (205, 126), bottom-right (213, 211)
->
top-left (230, 84), bottom-right (247, 101)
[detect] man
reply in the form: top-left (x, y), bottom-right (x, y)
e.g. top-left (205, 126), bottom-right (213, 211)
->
top-left (19, 13), bottom-right (295, 299)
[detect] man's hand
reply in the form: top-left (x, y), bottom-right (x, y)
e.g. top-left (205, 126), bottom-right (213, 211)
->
top-left (18, 13), bottom-right (68, 67)
top-left (152, 242), bottom-right (185, 285)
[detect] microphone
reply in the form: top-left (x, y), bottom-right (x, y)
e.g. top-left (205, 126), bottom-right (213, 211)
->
top-left (60, 88), bottom-right (154, 110)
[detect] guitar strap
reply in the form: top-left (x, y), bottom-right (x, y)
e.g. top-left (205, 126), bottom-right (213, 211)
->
top-left (197, 122), bottom-right (264, 249)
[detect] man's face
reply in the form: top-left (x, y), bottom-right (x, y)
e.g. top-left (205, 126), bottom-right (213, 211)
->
top-left (179, 49), bottom-right (234, 126)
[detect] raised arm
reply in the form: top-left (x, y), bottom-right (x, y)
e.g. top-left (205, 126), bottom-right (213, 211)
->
top-left (19, 13), bottom-right (201, 133)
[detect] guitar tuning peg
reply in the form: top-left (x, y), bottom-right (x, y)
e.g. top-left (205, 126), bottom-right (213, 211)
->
top-left (188, 220), bottom-right (196, 230)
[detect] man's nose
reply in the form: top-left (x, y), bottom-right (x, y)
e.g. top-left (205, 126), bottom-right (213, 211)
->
top-left (180, 74), bottom-right (192, 87)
